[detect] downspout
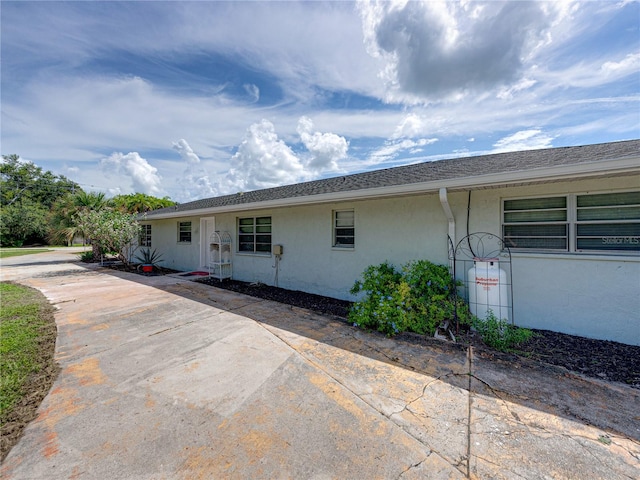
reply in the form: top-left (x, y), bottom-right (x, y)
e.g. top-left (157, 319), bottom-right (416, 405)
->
top-left (439, 187), bottom-right (456, 251)
top-left (439, 187), bottom-right (459, 334)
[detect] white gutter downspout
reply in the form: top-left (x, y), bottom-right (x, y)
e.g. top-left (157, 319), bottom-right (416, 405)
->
top-left (439, 187), bottom-right (456, 251)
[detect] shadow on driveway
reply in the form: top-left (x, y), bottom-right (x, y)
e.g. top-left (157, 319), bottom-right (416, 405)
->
top-left (92, 263), bottom-right (639, 443)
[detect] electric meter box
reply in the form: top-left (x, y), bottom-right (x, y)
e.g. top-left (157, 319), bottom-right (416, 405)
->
top-left (273, 244), bottom-right (283, 255)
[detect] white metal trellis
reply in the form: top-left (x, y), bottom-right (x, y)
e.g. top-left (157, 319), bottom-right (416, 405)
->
top-left (209, 231), bottom-right (232, 280)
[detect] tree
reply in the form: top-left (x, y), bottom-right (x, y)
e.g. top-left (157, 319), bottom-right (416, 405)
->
top-left (47, 192), bottom-right (109, 246)
top-left (0, 199), bottom-right (49, 247)
top-left (74, 209), bottom-right (141, 267)
top-left (110, 193), bottom-right (176, 214)
top-left (1, 154), bottom-right (79, 208)
top-left (1, 154), bottom-right (81, 246)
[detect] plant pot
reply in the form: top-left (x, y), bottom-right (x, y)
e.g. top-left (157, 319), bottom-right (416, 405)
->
top-left (141, 264), bottom-right (153, 273)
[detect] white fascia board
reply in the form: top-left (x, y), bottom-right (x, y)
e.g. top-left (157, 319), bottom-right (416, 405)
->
top-left (143, 156), bottom-right (639, 220)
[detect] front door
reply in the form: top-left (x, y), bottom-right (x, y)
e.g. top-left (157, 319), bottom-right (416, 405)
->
top-left (199, 217), bottom-right (215, 268)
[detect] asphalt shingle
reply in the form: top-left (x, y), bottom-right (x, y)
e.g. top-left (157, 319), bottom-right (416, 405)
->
top-left (144, 139), bottom-right (639, 217)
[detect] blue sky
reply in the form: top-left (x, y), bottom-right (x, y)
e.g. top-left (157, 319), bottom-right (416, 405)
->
top-left (2, 1), bottom-right (639, 203)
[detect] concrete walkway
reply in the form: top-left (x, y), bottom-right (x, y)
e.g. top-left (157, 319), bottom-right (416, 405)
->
top-left (1, 250), bottom-right (639, 479)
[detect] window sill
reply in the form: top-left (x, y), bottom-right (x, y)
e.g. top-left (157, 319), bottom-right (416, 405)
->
top-left (235, 252), bottom-right (272, 257)
top-left (332, 246), bottom-right (355, 251)
top-left (509, 251), bottom-right (640, 262)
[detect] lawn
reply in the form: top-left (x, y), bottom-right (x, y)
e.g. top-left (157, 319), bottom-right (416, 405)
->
top-left (0, 248), bottom-right (51, 259)
top-left (0, 282), bottom-right (59, 460)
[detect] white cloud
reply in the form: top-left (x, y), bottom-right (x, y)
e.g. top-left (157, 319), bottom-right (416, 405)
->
top-left (359, 0), bottom-right (554, 101)
top-left (172, 139), bottom-right (201, 165)
top-left (392, 113), bottom-right (425, 139)
top-left (2, 0), bottom-right (638, 204)
top-left (100, 152), bottom-right (163, 196)
top-left (368, 137), bottom-right (438, 165)
top-left (297, 116), bottom-right (348, 172)
top-left (225, 120), bottom-right (306, 193)
top-left (172, 139), bottom-right (218, 201)
top-left (243, 84), bottom-right (260, 103)
top-left (492, 130), bottom-right (554, 153)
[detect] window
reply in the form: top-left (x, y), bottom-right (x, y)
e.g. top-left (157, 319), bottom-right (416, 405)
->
top-left (334, 210), bottom-right (355, 248)
top-left (503, 191), bottom-right (639, 253)
top-left (576, 192), bottom-right (640, 252)
top-left (178, 221), bottom-right (192, 243)
top-left (139, 224), bottom-right (152, 247)
top-left (238, 216), bottom-right (271, 253)
top-left (503, 197), bottom-right (568, 250)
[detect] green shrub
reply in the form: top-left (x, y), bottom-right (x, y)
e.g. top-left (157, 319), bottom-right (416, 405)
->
top-left (78, 251), bottom-right (94, 262)
top-left (472, 310), bottom-right (534, 352)
top-left (349, 260), bottom-right (470, 336)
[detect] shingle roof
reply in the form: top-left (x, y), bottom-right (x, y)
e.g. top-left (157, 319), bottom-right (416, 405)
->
top-left (144, 139), bottom-right (640, 217)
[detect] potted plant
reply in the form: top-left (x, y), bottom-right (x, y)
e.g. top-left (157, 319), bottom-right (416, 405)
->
top-left (135, 248), bottom-right (163, 274)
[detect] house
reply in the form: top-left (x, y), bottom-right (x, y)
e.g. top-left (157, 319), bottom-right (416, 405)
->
top-left (140, 140), bottom-right (640, 346)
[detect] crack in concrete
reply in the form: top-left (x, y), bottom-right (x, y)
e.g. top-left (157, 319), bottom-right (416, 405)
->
top-left (51, 298), bottom-right (77, 305)
top-left (473, 454), bottom-right (528, 480)
top-left (559, 433), bottom-right (638, 480)
top-left (248, 316), bottom-right (639, 479)
top-left (396, 454), bottom-right (429, 479)
top-left (260, 323), bottom-right (467, 476)
top-left (148, 320), bottom-right (197, 337)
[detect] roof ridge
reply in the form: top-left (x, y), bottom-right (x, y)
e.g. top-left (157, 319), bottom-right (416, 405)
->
top-left (144, 139), bottom-right (640, 217)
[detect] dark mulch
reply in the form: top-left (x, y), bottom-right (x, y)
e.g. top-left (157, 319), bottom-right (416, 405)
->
top-left (511, 329), bottom-right (640, 387)
top-left (97, 260), bottom-right (180, 276)
top-left (196, 277), bottom-right (640, 389)
top-left (196, 278), bottom-right (352, 318)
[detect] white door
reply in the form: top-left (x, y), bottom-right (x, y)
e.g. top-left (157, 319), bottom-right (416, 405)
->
top-left (199, 217), bottom-right (215, 268)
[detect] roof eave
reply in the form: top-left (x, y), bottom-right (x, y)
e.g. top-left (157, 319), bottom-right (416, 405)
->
top-left (141, 156), bottom-right (640, 220)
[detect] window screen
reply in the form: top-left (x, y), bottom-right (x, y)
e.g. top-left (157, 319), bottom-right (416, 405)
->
top-left (334, 210), bottom-right (355, 248)
top-left (238, 217), bottom-right (272, 253)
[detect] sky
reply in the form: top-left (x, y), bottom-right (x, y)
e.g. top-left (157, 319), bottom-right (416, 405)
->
top-left (1, 0), bottom-right (639, 203)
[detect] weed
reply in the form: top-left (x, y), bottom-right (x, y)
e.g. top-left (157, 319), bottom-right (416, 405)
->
top-left (472, 310), bottom-right (533, 352)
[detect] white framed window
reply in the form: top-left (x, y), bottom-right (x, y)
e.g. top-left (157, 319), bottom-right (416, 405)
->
top-left (503, 191), bottom-right (639, 253)
top-left (333, 210), bottom-right (355, 248)
top-left (178, 221), bottom-right (192, 243)
top-left (238, 216), bottom-right (271, 253)
top-left (503, 197), bottom-right (568, 250)
top-left (139, 224), bottom-right (152, 247)
top-left (576, 191), bottom-right (640, 252)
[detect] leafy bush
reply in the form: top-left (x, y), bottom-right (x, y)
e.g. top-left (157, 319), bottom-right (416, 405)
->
top-left (472, 310), bottom-right (534, 352)
top-left (78, 251), bottom-right (94, 263)
top-left (349, 260), bottom-right (470, 336)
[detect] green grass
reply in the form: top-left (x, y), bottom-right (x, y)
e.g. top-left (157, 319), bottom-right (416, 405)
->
top-left (0, 283), bottom-right (55, 416)
top-left (0, 248), bottom-right (51, 259)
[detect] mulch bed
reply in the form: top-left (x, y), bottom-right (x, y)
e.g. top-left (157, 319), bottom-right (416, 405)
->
top-left (196, 278), bottom-right (352, 318)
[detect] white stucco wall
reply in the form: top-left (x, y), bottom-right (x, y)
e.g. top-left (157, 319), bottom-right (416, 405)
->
top-left (443, 176), bottom-right (640, 345)
top-left (210, 194), bottom-right (450, 300)
top-left (144, 174), bottom-right (640, 345)
top-left (140, 216), bottom-right (202, 271)
top-left (510, 254), bottom-right (639, 345)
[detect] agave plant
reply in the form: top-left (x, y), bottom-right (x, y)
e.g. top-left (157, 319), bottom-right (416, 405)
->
top-left (135, 247), bottom-right (163, 267)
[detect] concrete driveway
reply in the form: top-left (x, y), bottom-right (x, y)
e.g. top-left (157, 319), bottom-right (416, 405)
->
top-left (1, 249), bottom-right (639, 479)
